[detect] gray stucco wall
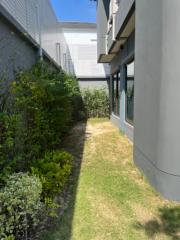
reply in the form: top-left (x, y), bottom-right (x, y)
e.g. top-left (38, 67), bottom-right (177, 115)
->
top-left (134, 0), bottom-right (180, 200)
top-left (0, 14), bottom-right (38, 83)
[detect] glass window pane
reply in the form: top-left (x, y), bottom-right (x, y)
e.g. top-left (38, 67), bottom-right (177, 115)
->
top-left (126, 60), bottom-right (134, 125)
top-left (112, 71), bottom-right (120, 116)
top-left (113, 74), bottom-right (116, 113)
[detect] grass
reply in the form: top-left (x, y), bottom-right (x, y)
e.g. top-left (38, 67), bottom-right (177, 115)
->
top-left (41, 119), bottom-right (180, 240)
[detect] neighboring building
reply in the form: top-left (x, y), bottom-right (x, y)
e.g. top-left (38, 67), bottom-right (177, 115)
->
top-left (58, 22), bottom-right (109, 90)
top-left (0, 0), bottom-right (109, 90)
top-left (0, 0), bottom-right (60, 61)
top-left (0, 0), bottom-right (59, 82)
top-left (97, 0), bottom-right (180, 200)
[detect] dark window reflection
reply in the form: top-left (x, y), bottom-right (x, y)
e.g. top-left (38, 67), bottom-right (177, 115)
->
top-left (125, 61), bottom-right (134, 125)
top-left (112, 71), bottom-right (120, 116)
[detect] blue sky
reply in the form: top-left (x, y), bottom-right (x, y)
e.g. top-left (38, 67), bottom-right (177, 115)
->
top-left (50, 0), bottom-right (96, 23)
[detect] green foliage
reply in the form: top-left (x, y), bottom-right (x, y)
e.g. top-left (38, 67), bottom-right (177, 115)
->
top-left (0, 173), bottom-right (43, 240)
top-left (63, 73), bottom-right (85, 121)
top-left (82, 88), bottom-right (110, 118)
top-left (32, 150), bottom-right (73, 199)
top-left (63, 73), bottom-right (81, 98)
top-left (11, 62), bottom-right (72, 162)
top-left (0, 61), bottom-right (79, 239)
top-left (0, 61), bottom-right (77, 184)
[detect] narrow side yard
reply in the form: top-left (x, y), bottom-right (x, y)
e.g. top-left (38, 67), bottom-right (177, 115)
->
top-left (42, 119), bottom-right (180, 240)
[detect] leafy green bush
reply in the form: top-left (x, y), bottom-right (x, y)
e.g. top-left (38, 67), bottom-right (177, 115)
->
top-left (11, 63), bottom-right (72, 164)
top-left (82, 88), bottom-right (110, 118)
top-left (63, 73), bottom-right (81, 98)
top-left (0, 62), bottom-right (79, 238)
top-left (0, 62), bottom-right (77, 184)
top-left (63, 73), bottom-right (85, 121)
top-left (0, 173), bottom-right (43, 240)
top-left (32, 150), bottom-right (72, 199)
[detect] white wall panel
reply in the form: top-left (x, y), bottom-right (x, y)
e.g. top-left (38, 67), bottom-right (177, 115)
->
top-left (60, 27), bottom-right (110, 78)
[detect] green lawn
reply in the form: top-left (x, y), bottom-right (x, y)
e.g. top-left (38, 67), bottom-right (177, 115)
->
top-left (41, 119), bottom-right (180, 240)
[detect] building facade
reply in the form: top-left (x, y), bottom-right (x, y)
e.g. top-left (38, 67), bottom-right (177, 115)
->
top-left (97, 0), bottom-right (180, 200)
top-left (0, 0), bottom-right (109, 89)
top-left (0, 0), bottom-right (61, 62)
top-left (0, 0), bottom-right (60, 84)
top-left (97, 0), bottom-right (135, 140)
top-left (58, 22), bottom-right (109, 90)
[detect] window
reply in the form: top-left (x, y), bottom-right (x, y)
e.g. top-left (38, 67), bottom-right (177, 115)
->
top-left (112, 71), bottom-right (120, 116)
top-left (125, 60), bottom-right (134, 125)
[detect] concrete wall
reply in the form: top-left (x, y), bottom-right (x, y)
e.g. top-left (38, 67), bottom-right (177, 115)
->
top-left (0, 13), bottom-right (38, 83)
top-left (134, 0), bottom-right (180, 200)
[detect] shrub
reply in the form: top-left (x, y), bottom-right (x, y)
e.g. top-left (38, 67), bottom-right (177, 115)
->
top-left (63, 73), bottom-right (85, 121)
top-left (82, 88), bottom-right (110, 118)
top-left (32, 150), bottom-right (73, 199)
top-left (0, 62), bottom-right (78, 238)
top-left (63, 73), bottom-right (81, 98)
top-left (11, 63), bottom-right (72, 164)
top-left (0, 61), bottom-right (78, 184)
top-left (0, 173), bottom-right (43, 240)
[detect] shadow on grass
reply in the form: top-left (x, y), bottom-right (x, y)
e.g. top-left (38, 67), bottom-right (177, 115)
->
top-left (40, 120), bottom-right (89, 240)
top-left (134, 206), bottom-right (180, 240)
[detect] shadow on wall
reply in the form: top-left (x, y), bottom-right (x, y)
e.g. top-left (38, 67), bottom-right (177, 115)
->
top-left (134, 206), bottom-right (180, 240)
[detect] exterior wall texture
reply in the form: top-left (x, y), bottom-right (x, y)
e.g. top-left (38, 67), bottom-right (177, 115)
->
top-left (134, 0), bottom-right (180, 200)
top-left (0, 0), bottom-right (59, 62)
top-left (0, 13), bottom-right (38, 82)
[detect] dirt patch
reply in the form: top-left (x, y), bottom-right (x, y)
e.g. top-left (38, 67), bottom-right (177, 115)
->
top-left (131, 202), bottom-right (155, 223)
top-left (86, 122), bottom-right (117, 139)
